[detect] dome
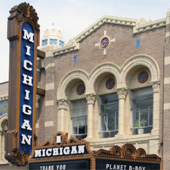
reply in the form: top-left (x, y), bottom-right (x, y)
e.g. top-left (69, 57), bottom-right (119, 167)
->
top-left (41, 23), bottom-right (65, 47)
top-left (43, 23), bottom-right (63, 39)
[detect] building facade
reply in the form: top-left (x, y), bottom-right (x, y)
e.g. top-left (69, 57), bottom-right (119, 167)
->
top-left (36, 11), bottom-right (169, 159)
top-left (2, 8), bottom-right (170, 170)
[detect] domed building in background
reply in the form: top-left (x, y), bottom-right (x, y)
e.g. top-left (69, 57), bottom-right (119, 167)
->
top-left (41, 24), bottom-right (65, 47)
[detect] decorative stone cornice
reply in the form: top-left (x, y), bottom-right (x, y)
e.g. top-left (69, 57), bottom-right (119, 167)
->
top-left (52, 15), bottom-right (166, 56)
top-left (151, 81), bottom-right (160, 93)
top-left (133, 18), bottom-right (166, 34)
top-left (57, 99), bottom-right (68, 111)
top-left (53, 42), bottom-right (79, 56)
top-left (117, 88), bottom-right (128, 99)
top-left (86, 94), bottom-right (96, 105)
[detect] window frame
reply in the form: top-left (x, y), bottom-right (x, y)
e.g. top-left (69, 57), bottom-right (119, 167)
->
top-left (70, 99), bottom-right (87, 139)
top-left (131, 87), bottom-right (153, 135)
top-left (99, 93), bottom-right (119, 138)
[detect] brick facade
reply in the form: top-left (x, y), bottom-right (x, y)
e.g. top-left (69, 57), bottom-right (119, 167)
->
top-left (38, 13), bottom-right (166, 164)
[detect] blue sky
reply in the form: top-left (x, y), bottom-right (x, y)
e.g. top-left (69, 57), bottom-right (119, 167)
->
top-left (0, 0), bottom-right (170, 83)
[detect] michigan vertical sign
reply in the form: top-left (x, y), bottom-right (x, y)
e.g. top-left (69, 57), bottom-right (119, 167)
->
top-left (19, 22), bottom-right (35, 154)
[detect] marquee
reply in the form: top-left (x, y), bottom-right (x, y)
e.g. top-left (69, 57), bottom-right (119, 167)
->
top-left (28, 132), bottom-right (162, 170)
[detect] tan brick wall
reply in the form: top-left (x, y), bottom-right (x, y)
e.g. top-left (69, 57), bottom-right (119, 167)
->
top-left (38, 23), bottom-right (165, 155)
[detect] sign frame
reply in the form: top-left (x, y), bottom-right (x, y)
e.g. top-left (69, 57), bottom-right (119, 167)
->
top-left (28, 132), bottom-right (162, 170)
top-left (5, 2), bottom-right (39, 166)
top-left (29, 132), bottom-right (94, 169)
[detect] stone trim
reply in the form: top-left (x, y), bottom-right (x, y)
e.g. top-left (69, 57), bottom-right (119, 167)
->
top-left (45, 100), bottom-right (54, 106)
top-left (117, 88), bottom-right (128, 99)
top-left (164, 103), bottom-right (170, 110)
top-left (164, 77), bottom-right (170, 84)
top-left (121, 54), bottom-right (160, 87)
top-left (53, 42), bottom-right (79, 56)
top-left (151, 81), bottom-right (160, 93)
top-left (166, 31), bottom-right (170, 38)
top-left (164, 56), bottom-right (170, 65)
top-left (45, 63), bottom-right (55, 70)
top-left (35, 123), bottom-right (39, 129)
top-left (133, 18), bottom-right (166, 34)
top-left (90, 134), bottom-right (159, 148)
top-left (45, 121), bottom-right (54, 127)
top-left (86, 93), bottom-right (96, 105)
top-left (45, 83), bottom-right (55, 90)
top-left (53, 16), bottom-right (166, 56)
top-left (57, 70), bottom-right (89, 100)
top-left (57, 99), bottom-right (68, 111)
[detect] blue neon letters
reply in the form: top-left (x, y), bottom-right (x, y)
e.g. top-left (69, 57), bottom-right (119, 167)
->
top-left (20, 22), bottom-right (34, 154)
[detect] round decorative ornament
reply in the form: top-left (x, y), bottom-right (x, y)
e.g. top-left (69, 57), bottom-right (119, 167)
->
top-left (100, 37), bottom-right (110, 48)
top-left (77, 84), bottom-right (85, 95)
top-left (138, 71), bottom-right (148, 83)
top-left (106, 78), bottom-right (115, 89)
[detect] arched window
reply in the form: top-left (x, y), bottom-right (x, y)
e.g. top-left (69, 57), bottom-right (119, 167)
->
top-left (71, 99), bottom-right (87, 139)
top-left (100, 93), bottom-right (118, 138)
top-left (127, 68), bottom-right (153, 135)
top-left (131, 87), bottom-right (153, 134)
top-left (94, 73), bottom-right (118, 138)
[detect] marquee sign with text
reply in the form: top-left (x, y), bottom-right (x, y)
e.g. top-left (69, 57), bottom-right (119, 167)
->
top-left (28, 132), bottom-right (93, 169)
top-left (28, 133), bottom-right (162, 170)
top-left (5, 3), bottom-right (40, 166)
top-left (96, 159), bottom-right (160, 170)
top-left (29, 159), bottom-right (90, 170)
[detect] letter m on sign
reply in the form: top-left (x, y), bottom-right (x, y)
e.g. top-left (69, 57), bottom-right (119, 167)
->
top-left (23, 29), bottom-right (34, 43)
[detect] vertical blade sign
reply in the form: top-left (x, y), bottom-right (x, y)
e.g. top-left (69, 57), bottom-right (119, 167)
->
top-left (5, 3), bottom-right (39, 166)
top-left (20, 22), bottom-right (34, 154)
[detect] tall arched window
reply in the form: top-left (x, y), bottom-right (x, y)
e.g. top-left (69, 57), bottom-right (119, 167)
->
top-left (71, 99), bottom-right (87, 139)
top-left (127, 68), bottom-right (153, 135)
top-left (131, 87), bottom-right (153, 134)
top-left (100, 93), bottom-right (118, 138)
top-left (94, 73), bottom-right (118, 138)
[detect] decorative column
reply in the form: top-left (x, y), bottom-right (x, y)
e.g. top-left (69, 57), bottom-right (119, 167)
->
top-left (57, 99), bottom-right (68, 132)
top-left (86, 94), bottom-right (96, 140)
top-left (116, 88), bottom-right (128, 136)
top-left (151, 81), bottom-right (160, 135)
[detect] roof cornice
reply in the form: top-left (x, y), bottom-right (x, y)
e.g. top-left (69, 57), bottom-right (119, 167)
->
top-left (133, 18), bottom-right (166, 34)
top-left (53, 15), bottom-right (166, 56)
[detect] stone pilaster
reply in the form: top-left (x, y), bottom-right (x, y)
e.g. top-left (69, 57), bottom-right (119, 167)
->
top-left (116, 88), bottom-right (128, 136)
top-left (151, 81), bottom-right (160, 135)
top-left (86, 94), bottom-right (96, 140)
top-left (57, 99), bottom-right (68, 132)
